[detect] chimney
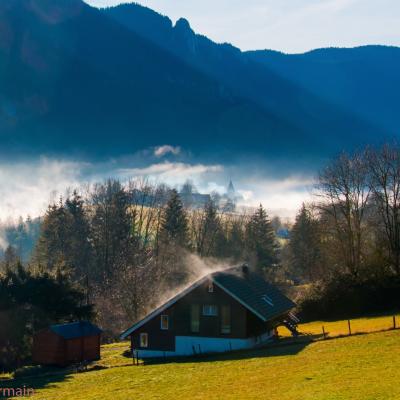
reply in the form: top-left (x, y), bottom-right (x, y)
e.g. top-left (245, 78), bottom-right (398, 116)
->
top-left (241, 263), bottom-right (249, 274)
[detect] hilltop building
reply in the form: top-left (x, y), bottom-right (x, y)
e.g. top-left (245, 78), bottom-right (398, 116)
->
top-left (179, 181), bottom-right (211, 209)
top-left (179, 180), bottom-right (242, 211)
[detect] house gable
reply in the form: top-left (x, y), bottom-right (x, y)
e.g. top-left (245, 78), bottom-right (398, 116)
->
top-left (120, 276), bottom-right (208, 339)
top-left (127, 279), bottom-right (257, 351)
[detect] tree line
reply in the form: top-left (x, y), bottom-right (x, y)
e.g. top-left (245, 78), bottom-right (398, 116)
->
top-left (286, 144), bottom-right (400, 319)
top-left (2, 143), bottom-right (400, 370)
top-left (0, 179), bottom-right (279, 370)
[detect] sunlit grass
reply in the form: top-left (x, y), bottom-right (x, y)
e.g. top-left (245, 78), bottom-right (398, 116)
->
top-left (7, 317), bottom-right (400, 400)
top-left (95, 341), bottom-right (132, 368)
top-left (279, 313), bottom-right (400, 338)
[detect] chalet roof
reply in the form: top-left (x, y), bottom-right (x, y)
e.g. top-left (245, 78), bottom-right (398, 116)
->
top-left (211, 267), bottom-right (295, 322)
top-left (120, 265), bottom-right (295, 340)
top-left (50, 321), bottom-right (102, 340)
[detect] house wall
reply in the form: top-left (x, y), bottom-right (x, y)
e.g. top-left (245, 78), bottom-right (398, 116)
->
top-left (246, 309), bottom-right (270, 337)
top-left (135, 331), bottom-right (274, 358)
top-left (130, 280), bottom-right (266, 353)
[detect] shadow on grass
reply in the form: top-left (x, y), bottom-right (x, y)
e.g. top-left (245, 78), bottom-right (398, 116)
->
top-left (1, 369), bottom-right (72, 398)
top-left (1, 364), bottom-right (107, 397)
top-left (123, 334), bottom-right (318, 366)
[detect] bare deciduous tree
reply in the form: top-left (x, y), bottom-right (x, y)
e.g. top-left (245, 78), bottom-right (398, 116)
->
top-left (368, 143), bottom-right (400, 275)
top-left (317, 151), bottom-right (370, 278)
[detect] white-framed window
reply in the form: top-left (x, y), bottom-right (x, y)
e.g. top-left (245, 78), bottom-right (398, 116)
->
top-left (203, 304), bottom-right (218, 316)
top-left (208, 282), bottom-right (214, 293)
top-left (161, 315), bottom-right (169, 330)
top-left (139, 333), bottom-right (148, 348)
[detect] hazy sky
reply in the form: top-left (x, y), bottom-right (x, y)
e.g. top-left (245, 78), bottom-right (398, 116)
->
top-left (85, 0), bottom-right (400, 53)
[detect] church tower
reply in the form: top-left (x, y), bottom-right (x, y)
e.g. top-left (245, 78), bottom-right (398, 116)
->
top-left (227, 180), bottom-right (235, 200)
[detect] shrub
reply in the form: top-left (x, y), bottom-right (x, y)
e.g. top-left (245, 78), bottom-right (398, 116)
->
top-left (298, 274), bottom-right (400, 321)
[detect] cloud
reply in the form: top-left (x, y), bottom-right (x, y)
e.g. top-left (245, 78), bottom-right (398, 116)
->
top-left (0, 157), bottom-right (87, 221)
top-left (0, 158), bottom-right (224, 220)
top-left (118, 161), bottom-right (223, 181)
top-left (233, 175), bottom-right (315, 219)
top-left (154, 145), bottom-right (181, 158)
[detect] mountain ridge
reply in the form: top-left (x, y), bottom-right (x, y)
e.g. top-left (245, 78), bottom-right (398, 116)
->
top-left (104, 3), bottom-right (396, 147)
top-left (0, 0), bottom-right (398, 164)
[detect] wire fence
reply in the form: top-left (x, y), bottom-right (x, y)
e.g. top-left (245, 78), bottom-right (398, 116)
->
top-left (279, 314), bottom-right (400, 341)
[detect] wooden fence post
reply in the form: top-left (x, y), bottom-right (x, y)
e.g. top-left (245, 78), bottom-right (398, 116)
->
top-left (348, 320), bottom-right (352, 336)
top-left (393, 315), bottom-right (396, 330)
top-left (322, 326), bottom-right (326, 340)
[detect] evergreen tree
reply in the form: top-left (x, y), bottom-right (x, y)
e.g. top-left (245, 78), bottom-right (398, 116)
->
top-left (226, 218), bottom-right (247, 261)
top-left (65, 191), bottom-right (92, 299)
top-left (34, 192), bottom-right (92, 283)
top-left (245, 204), bottom-right (279, 271)
top-left (34, 199), bottom-right (71, 273)
top-left (195, 201), bottom-right (225, 257)
top-left (2, 245), bottom-right (20, 270)
top-left (0, 263), bottom-right (92, 370)
top-left (90, 180), bottom-right (133, 286)
top-left (160, 189), bottom-right (189, 248)
top-left (158, 190), bottom-right (189, 284)
top-left (289, 204), bottom-right (322, 281)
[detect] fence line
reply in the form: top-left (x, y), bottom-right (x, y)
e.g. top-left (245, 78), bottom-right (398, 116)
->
top-left (314, 314), bottom-right (399, 341)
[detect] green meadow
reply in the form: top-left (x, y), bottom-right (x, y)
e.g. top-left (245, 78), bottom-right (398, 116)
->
top-left (5, 316), bottom-right (400, 400)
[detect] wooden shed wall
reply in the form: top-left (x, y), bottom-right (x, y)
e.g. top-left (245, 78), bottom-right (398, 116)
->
top-left (32, 330), bottom-right (65, 365)
top-left (33, 331), bottom-right (101, 366)
top-left (65, 335), bottom-right (101, 363)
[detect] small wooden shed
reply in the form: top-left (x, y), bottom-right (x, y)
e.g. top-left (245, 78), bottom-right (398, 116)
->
top-left (32, 321), bottom-right (102, 366)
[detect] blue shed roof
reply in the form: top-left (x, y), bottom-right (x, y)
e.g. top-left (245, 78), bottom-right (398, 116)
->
top-left (50, 321), bottom-right (102, 340)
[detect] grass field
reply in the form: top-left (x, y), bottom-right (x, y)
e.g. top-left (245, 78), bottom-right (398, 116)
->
top-left (4, 316), bottom-right (400, 400)
top-left (279, 313), bottom-right (400, 337)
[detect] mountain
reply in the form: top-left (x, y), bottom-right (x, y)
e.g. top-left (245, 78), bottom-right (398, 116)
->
top-left (0, 0), bottom-right (290, 160)
top-left (105, 3), bottom-right (400, 150)
top-left (247, 46), bottom-right (400, 136)
top-left (0, 0), bottom-right (398, 163)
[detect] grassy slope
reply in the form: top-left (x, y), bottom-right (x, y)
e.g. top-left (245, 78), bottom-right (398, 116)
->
top-left (7, 322), bottom-right (400, 400)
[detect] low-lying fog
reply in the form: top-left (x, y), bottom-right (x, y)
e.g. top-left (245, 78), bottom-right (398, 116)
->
top-left (0, 145), bottom-right (315, 223)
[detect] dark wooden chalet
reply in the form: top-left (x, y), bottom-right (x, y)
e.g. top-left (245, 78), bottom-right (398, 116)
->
top-left (121, 265), bottom-right (297, 358)
top-left (32, 321), bottom-right (102, 366)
